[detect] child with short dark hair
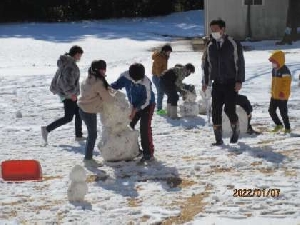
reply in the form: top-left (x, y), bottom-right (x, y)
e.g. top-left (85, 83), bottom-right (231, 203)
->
top-left (111, 63), bottom-right (156, 162)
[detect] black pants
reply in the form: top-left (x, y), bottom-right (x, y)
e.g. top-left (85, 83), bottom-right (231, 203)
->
top-left (212, 81), bottom-right (238, 125)
top-left (236, 94), bottom-right (252, 115)
top-left (130, 104), bottom-right (155, 158)
top-left (268, 98), bottom-right (290, 129)
top-left (46, 99), bottom-right (83, 137)
top-left (161, 84), bottom-right (179, 106)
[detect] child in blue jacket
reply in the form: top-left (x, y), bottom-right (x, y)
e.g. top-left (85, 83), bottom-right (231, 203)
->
top-left (111, 63), bottom-right (156, 162)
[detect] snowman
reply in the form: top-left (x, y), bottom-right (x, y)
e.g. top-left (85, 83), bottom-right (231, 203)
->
top-left (67, 165), bottom-right (88, 202)
top-left (97, 91), bottom-right (139, 162)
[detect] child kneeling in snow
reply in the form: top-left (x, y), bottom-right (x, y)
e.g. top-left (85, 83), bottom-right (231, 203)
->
top-left (111, 63), bottom-right (156, 162)
top-left (268, 50), bottom-right (292, 133)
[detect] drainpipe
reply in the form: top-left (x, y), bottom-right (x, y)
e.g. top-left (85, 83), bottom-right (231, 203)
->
top-left (246, 0), bottom-right (252, 40)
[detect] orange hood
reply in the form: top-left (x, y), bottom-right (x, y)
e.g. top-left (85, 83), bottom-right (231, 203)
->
top-left (269, 50), bottom-right (285, 68)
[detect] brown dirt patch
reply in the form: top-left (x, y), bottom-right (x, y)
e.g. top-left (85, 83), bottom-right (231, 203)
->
top-left (137, 177), bottom-right (197, 189)
top-left (43, 175), bottom-right (63, 181)
top-left (127, 198), bottom-right (141, 207)
top-left (209, 165), bottom-right (233, 173)
top-left (258, 167), bottom-right (275, 174)
top-left (161, 184), bottom-right (213, 225)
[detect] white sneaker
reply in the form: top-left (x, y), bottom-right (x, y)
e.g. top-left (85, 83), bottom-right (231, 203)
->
top-left (83, 159), bottom-right (102, 167)
top-left (41, 126), bottom-right (48, 144)
top-left (75, 136), bottom-right (87, 141)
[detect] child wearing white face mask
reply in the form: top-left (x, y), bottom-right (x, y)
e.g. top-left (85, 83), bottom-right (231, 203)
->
top-left (268, 50), bottom-right (292, 133)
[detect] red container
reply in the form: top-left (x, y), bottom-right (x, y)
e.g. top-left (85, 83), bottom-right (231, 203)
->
top-left (1, 160), bottom-right (42, 181)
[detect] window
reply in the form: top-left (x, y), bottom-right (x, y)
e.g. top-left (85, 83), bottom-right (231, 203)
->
top-left (244, 0), bottom-right (263, 5)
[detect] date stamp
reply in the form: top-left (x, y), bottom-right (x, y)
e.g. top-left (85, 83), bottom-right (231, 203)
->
top-left (233, 188), bottom-right (280, 197)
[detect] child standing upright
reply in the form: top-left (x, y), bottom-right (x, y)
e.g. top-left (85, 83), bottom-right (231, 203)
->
top-left (152, 44), bottom-right (172, 115)
top-left (268, 50), bottom-right (292, 133)
top-left (111, 63), bottom-right (156, 162)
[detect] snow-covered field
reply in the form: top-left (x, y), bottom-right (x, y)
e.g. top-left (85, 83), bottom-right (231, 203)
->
top-left (0, 10), bottom-right (300, 225)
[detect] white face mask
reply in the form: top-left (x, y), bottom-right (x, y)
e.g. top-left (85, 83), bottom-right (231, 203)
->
top-left (211, 32), bottom-right (222, 40)
top-left (272, 63), bottom-right (278, 68)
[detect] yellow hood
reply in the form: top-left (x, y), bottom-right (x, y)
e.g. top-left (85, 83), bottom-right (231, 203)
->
top-left (269, 50), bottom-right (285, 68)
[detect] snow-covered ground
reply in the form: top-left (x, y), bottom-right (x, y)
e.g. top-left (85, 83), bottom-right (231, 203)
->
top-left (0, 10), bottom-right (300, 225)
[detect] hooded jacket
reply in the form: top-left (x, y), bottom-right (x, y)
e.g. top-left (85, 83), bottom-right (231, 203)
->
top-left (160, 66), bottom-right (190, 91)
top-left (50, 55), bottom-right (80, 98)
top-left (152, 51), bottom-right (168, 76)
top-left (111, 71), bottom-right (155, 111)
top-left (78, 75), bottom-right (114, 113)
top-left (269, 50), bottom-right (291, 100)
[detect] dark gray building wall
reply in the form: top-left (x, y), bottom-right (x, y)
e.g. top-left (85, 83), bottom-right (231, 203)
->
top-left (204, 0), bottom-right (288, 40)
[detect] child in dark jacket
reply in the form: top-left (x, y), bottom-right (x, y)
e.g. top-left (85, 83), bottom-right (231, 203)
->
top-left (111, 63), bottom-right (156, 162)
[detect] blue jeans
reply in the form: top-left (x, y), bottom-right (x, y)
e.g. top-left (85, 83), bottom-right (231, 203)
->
top-left (79, 109), bottom-right (97, 160)
top-left (152, 75), bottom-right (164, 111)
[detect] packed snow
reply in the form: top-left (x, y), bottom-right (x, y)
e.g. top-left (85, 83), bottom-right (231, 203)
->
top-left (0, 10), bottom-right (300, 225)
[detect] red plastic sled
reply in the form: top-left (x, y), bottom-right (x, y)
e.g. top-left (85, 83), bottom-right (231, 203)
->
top-left (1, 160), bottom-right (42, 181)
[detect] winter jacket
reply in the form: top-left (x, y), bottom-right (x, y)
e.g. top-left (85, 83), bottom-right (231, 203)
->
top-left (78, 75), bottom-right (114, 113)
top-left (160, 66), bottom-right (190, 91)
top-left (50, 55), bottom-right (80, 98)
top-left (203, 35), bottom-right (245, 85)
top-left (269, 50), bottom-right (291, 100)
top-left (110, 71), bottom-right (155, 111)
top-left (152, 51), bottom-right (168, 76)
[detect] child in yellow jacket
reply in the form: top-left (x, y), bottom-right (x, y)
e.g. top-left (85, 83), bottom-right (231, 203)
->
top-left (268, 50), bottom-right (292, 133)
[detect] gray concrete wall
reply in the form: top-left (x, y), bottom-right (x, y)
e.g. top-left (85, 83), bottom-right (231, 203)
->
top-left (204, 0), bottom-right (288, 40)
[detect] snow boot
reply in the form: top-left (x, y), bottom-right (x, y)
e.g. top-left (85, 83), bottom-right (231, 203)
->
top-left (212, 125), bottom-right (223, 146)
top-left (246, 115), bottom-right (254, 134)
top-left (230, 122), bottom-right (240, 143)
top-left (170, 106), bottom-right (180, 120)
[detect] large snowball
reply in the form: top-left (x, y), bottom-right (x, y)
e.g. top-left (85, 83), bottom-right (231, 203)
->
top-left (222, 105), bottom-right (248, 137)
top-left (98, 128), bottom-right (139, 162)
top-left (180, 92), bottom-right (198, 117)
top-left (180, 102), bottom-right (199, 117)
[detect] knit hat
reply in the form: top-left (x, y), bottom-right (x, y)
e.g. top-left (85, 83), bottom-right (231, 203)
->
top-left (91, 60), bottom-right (107, 72)
top-left (129, 63), bottom-right (145, 81)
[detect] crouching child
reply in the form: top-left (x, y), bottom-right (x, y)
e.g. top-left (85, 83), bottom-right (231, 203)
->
top-left (111, 63), bottom-right (156, 162)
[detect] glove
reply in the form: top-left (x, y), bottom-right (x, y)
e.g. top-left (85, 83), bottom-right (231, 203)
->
top-left (185, 84), bottom-right (195, 92)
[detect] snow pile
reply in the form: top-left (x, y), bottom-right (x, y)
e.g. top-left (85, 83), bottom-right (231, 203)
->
top-left (98, 91), bottom-right (139, 161)
top-left (198, 89), bottom-right (211, 115)
top-left (179, 89), bottom-right (198, 117)
top-left (67, 165), bottom-right (88, 202)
